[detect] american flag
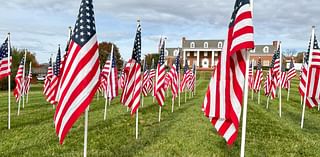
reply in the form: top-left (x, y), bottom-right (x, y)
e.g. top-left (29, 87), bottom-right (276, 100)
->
top-left (14, 57), bottom-right (25, 102)
top-left (269, 46), bottom-right (281, 99)
top-left (43, 58), bottom-right (53, 98)
top-left (248, 62), bottom-right (253, 89)
top-left (142, 60), bottom-right (150, 96)
top-left (0, 37), bottom-right (11, 80)
top-left (253, 58), bottom-right (263, 93)
top-left (202, 0), bottom-right (254, 145)
top-left (155, 38), bottom-right (166, 107)
top-left (120, 21), bottom-right (142, 115)
top-left (264, 69), bottom-right (272, 96)
top-left (24, 63), bottom-right (32, 95)
top-left (150, 59), bottom-right (156, 95)
top-left (188, 64), bottom-right (196, 92)
top-left (164, 72), bottom-right (171, 91)
top-left (168, 52), bottom-right (180, 98)
top-left (119, 61), bottom-right (128, 89)
top-left (180, 59), bottom-right (192, 92)
top-left (106, 49), bottom-right (118, 100)
top-left (299, 35), bottom-right (320, 108)
top-left (280, 66), bottom-right (288, 89)
top-left (54, 0), bottom-right (100, 144)
top-left (287, 58), bottom-right (296, 81)
top-left (46, 46), bottom-right (61, 104)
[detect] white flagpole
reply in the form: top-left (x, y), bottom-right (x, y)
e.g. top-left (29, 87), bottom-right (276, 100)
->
top-left (26, 62), bottom-right (31, 104)
top-left (159, 106), bottom-right (162, 122)
top-left (301, 26), bottom-right (316, 129)
top-left (104, 44), bottom-right (114, 120)
top-left (287, 81), bottom-right (290, 101)
top-left (84, 106), bottom-right (89, 157)
top-left (135, 109), bottom-right (139, 139)
top-left (240, 0), bottom-right (253, 155)
top-left (194, 68), bottom-right (197, 95)
top-left (240, 50), bottom-right (251, 157)
top-left (8, 33), bottom-right (11, 129)
top-left (279, 41), bottom-right (282, 118)
top-left (17, 98), bottom-right (21, 115)
top-left (141, 94), bottom-right (144, 107)
top-left (171, 97), bottom-right (174, 112)
top-left (22, 49), bottom-right (27, 109)
top-left (258, 89), bottom-right (261, 105)
top-left (266, 95), bottom-right (270, 109)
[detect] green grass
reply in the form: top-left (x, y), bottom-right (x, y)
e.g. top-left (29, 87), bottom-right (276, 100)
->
top-left (1, 75), bottom-right (320, 157)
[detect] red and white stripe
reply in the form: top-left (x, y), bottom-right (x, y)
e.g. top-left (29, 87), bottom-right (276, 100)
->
top-left (105, 62), bottom-right (118, 100)
top-left (142, 70), bottom-right (150, 96)
top-left (168, 64), bottom-right (178, 98)
top-left (155, 63), bottom-right (166, 107)
top-left (43, 64), bottom-right (53, 98)
top-left (0, 56), bottom-right (11, 80)
top-left (202, 1), bottom-right (254, 145)
top-left (253, 69), bottom-right (263, 93)
top-left (14, 63), bottom-right (24, 102)
top-left (180, 70), bottom-right (192, 92)
top-left (280, 71), bottom-right (288, 89)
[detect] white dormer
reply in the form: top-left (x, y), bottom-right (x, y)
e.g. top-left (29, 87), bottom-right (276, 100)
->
top-left (164, 50), bottom-right (169, 56)
top-left (263, 46), bottom-right (269, 53)
top-left (218, 41), bottom-right (223, 48)
top-left (173, 49), bottom-right (179, 56)
top-left (204, 42), bottom-right (209, 48)
top-left (250, 47), bottom-right (256, 53)
top-left (190, 42), bottom-right (195, 48)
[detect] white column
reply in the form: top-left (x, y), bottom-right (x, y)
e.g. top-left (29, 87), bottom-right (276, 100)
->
top-left (183, 50), bottom-right (186, 66)
top-left (197, 50), bottom-right (200, 67)
top-left (211, 51), bottom-right (215, 68)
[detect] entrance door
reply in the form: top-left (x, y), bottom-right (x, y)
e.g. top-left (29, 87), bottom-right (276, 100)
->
top-left (202, 58), bottom-right (209, 68)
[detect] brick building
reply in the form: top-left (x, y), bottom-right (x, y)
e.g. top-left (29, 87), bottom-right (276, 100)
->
top-left (164, 37), bottom-right (279, 70)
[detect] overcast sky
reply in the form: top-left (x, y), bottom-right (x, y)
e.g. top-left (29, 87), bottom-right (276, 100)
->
top-left (0, 0), bottom-right (319, 63)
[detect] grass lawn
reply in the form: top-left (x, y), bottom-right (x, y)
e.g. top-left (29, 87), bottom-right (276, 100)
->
top-left (1, 73), bottom-right (320, 157)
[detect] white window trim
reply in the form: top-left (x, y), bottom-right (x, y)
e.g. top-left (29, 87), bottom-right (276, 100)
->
top-left (204, 52), bottom-right (208, 57)
top-left (263, 46), bottom-right (269, 53)
top-left (218, 42), bottom-right (223, 49)
top-left (190, 42), bottom-right (195, 48)
top-left (204, 42), bottom-right (209, 48)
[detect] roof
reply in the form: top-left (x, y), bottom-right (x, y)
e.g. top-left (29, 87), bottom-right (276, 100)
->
top-left (182, 39), bottom-right (224, 49)
top-left (250, 45), bottom-right (276, 55)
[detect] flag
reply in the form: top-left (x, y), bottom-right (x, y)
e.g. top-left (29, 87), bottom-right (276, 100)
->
top-left (24, 63), bottom-right (32, 95)
top-left (46, 46), bottom-right (62, 104)
top-left (120, 21), bottom-right (142, 115)
top-left (269, 45), bottom-right (281, 99)
top-left (0, 37), bottom-right (11, 80)
top-left (248, 62), bottom-right (253, 89)
top-left (180, 59), bottom-right (192, 92)
top-left (155, 38), bottom-right (166, 107)
top-left (43, 58), bottom-right (53, 98)
top-left (168, 52), bottom-right (180, 98)
top-left (164, 72), bottom-right (171, 91)
top-left (188, 64), bottom-right (196, 92)
top-left (106, 49), bottom-right (118, 100)
top-left (14, 57), bottom-right (25, 102)
top-left (253, 58), bottom-right (263, 93)
top-left (54, 0), bottom-right (100, 144)
top-left (306, 36), bottom-right (320, 107)
top-left (287, 58), bottom-right (296, 81)
top-left (202, 0), bottom-right (254, 145)
top-left (264, 69), bottom-right (272, 96)
top-left (280, 66), bottom-right (288, 89)
top-left (119, 62), bottom-right (127, 89)
top-left (150, 58), bottom-right (156, 95)
top-left (142, 60), bottom-right (150, 96)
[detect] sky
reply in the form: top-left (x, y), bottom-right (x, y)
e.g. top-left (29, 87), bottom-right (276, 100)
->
top-left (0, 0), bottom-right (319, 63)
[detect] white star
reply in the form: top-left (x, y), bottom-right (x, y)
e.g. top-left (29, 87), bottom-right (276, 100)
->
top-left (86, 12), bottom-right (90, 16)
top-left (75, 35), bottom-right (79, 38)
top-left (86, 25), bottom-right (91, 29)
top-left (86, 0), bottom-right (89, 4)
top-left (80, 14), bottom-right (83, 17)
top-left (86, 6), bottom-right (90, 10)
top-left (87, 32), bottom-right (91, 36)
top-left (86, 19), bottom-right (91, 23)
top-left (80, 32), bottom-right (84, 36)
top-left (81, 38), bottom-right (85, 42)
top-left (80, 19), bottom-right (84, 23)
top-left (80, 26), bottom-right (84, 29)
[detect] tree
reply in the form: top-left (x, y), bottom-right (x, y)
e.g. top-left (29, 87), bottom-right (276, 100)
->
top-left (0, 48), bottom-right (40, 90)
top-left (98, 42), bottom-right (123, 69)
top-left (145, 53), bottom-right (159, 69)
top-left (295, 52), bottom-right (304, 63)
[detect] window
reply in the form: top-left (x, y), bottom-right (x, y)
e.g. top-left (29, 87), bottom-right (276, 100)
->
top-left (218, 42), bottom-right (223, 48)
top-left (204, 42), bottom-right (209, 48)
top-left (190, 42), bottom-right (195, 48)
top-left (187, 61), bottom-right (190, 65)
top-left (164, 50), bottom-right (169, 56)
top-left (194, 52), bottom-right (197, 57)
top-left (173, 49), bottom-right (179, 56)
top-left (263, 46), bottom-right (269, 53)
top-left (250, 48), bottom-right (256, 53)
top-left (263, 60), bottom-right (269, 66)
top-left (214, 52), bottom-right (218, 56)
top-left (187, 52), bottom-right (190, 56)
top-left (204, 52), bottom-right (208, 57)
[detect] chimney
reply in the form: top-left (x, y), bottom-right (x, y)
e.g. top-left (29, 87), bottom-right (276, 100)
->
top-left (272, 41), bottom-right (278, 48)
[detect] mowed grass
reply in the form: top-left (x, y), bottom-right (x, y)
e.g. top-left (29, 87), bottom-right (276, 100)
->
top-left (1, 73), bottom-right (320, 157)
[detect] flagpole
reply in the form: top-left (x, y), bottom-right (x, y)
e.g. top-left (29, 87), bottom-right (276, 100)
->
top-left (159, 106), bottom-right (162, 122)
top-left (26, 62), bottom-right (31, 104)
top-left (301, 26), bottom-right (316, 129)
top-left (104, 96), bottom-right (108, 120)
top-left (22, 49), bottom-right (27, 109)
top-left (266, 95), bottom-right (270, 109)
top-left (8, 33), bottom-right (11, 129)
top-left (141, 94), bottom-right (144, 107)
top-left (240, 0), bottom-right (253, 154)
top-left (240, 50), bottom-right (250, 157)
top-left (84, 106), bottom-right (89, 157)
top-left (194, 68), bottom-right (197, 95)
top-left (178, 68), bottom-right (181, 107)
top-left (279, 41), bottom-right (282, 118)
top-left (258, 90), bottom-right (261, 104)
top-left (287, 81), bottom-right (290, 101)
top-left (171, 97), bottom-right (174, 112)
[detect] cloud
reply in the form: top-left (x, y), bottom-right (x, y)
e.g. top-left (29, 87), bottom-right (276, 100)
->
top-left (0, 0), bottom-right (319, 63)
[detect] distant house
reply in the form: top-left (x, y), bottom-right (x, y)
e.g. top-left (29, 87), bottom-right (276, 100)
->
top-left (164, 37), bottom-right (279, 70)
